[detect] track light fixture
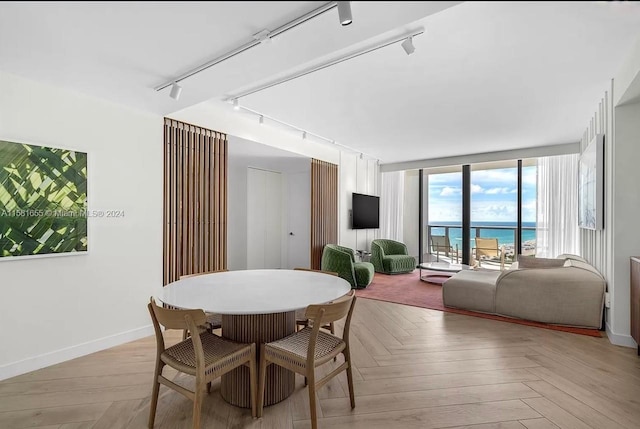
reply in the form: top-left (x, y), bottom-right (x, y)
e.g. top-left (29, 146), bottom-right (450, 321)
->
top-left (169, 82), bottom-right (182, 100)
top-left (233, 99), bottom-right (240, 110)
top-left (155, 2), bottom-right (349, 97)
top-left (401, 36), bottom-right (415, 55)
top-left (337, 2), bottom-right (353, 26)
top-left (233, 105), bottom-right (378, 160)
top-left (228, 28), bottom-right (424, 101)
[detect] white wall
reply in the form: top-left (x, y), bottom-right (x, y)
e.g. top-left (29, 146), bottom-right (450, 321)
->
top-left (0, 72), bottom-right (163, 379)
top-left (581, 40), bottom-right (640, 346)
top-left (227, 135), bottom-right (310, 270)
top-left (338, 152), bottom-right (380, 252)
top-left (611, 101), bottom-right (640, 345)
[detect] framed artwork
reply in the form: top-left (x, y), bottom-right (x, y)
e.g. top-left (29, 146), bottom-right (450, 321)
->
top-left (0, 139), bottom-right (88, 259)
top-left (578, 134), bottom-right (604, 230)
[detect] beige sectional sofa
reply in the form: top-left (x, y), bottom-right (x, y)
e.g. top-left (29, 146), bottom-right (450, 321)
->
top-left (442, 255), bottom-right (606, 329)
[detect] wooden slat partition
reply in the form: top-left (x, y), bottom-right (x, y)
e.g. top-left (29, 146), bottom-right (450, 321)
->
top-left (163, 118), bottom-right (227, 285)
top-left (311, 159), bottom-right (338, 269)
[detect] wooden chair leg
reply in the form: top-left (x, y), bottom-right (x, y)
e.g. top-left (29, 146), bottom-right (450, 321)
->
top-left (182, 329), bottom-right (188, 341)
top-left (148, 363), bottom-right (163, 429)
top-left (257, 344), bottom-right (268, 418)
top-left (192, 382), bottom-right (203, 429)
top-left (307, 371), bottom-right (318, 429)
top-left (206, 381), bottom-right (212, 394)
top-left (344, 349), bottom-right (355, 408)
top-left (330, 322), bottom-right (337, 361)
top-left (249, 345), bottom-right (258, 418)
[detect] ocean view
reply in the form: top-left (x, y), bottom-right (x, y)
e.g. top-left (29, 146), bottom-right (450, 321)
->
top-left (429, 221), bottom-right (536, 252)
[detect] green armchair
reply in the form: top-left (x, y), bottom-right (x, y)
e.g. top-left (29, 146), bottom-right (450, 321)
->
top-left (371, 239), bottom-right (416, 274)
top-left (321, 244), bottom-right (374, 289)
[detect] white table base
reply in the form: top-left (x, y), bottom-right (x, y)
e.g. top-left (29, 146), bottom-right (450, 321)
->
top-left (220, 312), bottom-right (296, 408)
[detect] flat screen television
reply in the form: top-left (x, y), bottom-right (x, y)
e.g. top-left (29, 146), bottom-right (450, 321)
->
top-left (352, 193), bottom-right (380, 229)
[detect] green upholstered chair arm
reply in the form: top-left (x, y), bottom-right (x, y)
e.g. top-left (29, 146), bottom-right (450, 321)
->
top-left (370, 241), bottom-right (385, 273)
top-left (332, 244), bottom-right (356, 262)
top-left (321, 245), bottom-right (357, 288)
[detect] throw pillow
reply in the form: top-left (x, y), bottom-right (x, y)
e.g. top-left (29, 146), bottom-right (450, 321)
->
top-left (517, 255), bottom-right (566, 269)
top-left (556, 253), bottom-right (588, 263)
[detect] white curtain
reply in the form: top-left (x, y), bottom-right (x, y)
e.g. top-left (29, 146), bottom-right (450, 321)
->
top-left (380, 171), bottom-right (404, 241)
top-left (536, 154), bottom-right (581, 257)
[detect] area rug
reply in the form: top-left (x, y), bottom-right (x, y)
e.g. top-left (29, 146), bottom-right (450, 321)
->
top-left (355, 270), bottom-right (602, 338)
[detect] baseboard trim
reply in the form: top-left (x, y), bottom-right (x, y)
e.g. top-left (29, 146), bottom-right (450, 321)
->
top-left (0, 324), bottom-right (154, 381)
top-left (605, 322), bottom-right (638, 348)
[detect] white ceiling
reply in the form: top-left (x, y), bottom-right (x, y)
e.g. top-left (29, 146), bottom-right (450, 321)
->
top-left (2, 1), bottom-right (640, 164)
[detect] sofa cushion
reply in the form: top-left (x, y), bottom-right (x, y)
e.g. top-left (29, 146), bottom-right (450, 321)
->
top-left (556, 253), bottom-right (588, 263)
top-left (566, 259), bottom-right (604, 278)
top-left (443, 270), bottom-right (501, 314)
top-left (518, 255), bottom-right (566, 269)
top-left (495, 266), bottom-right (605, 328)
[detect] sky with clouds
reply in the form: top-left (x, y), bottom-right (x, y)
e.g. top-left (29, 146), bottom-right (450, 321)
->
top-left (428, 166), bottom-right (537, 223)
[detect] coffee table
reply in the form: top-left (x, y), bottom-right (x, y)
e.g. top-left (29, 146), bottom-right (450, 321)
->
top-left (419, 262), bottom-right (473, 284)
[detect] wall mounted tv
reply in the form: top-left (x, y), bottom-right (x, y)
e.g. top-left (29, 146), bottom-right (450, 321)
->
top-left (352, 193), bottom-right (380, 229)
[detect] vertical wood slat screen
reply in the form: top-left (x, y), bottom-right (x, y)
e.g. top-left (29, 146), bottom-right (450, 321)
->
top-left (163, 118), bottom-right (227, 285)
top-left (310, 159), bottom-right (338, 270)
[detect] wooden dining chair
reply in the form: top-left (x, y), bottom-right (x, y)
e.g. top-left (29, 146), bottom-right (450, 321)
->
top-left (257, 291), bottom-right (357, 429)
top-left (179, 270), bottom-right (227, 339)
top-left (147, 297), bottom-right (257, 429)
top-left (293, 268), bottom-right (338, 335)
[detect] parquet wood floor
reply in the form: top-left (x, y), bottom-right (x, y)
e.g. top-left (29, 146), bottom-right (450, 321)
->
top-left (1, 298), bottom-right (639, 428)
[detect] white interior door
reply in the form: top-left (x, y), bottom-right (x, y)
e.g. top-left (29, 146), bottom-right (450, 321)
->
top-left (286, 172), bottom-right (310, 269)
top-left (247, 167), bottom-right (282, 269)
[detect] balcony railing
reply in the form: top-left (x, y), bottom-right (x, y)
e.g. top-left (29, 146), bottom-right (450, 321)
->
top-left (426, 224), bottom-right (537, 267)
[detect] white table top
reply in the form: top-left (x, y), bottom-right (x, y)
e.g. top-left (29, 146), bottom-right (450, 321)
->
top-left (162, 269), bottom-right (352, 315)
top-left (418, 262), bottom-right (472, 273)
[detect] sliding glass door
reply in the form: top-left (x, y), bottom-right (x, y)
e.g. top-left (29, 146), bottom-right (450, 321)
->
top-left (420, 159), bottom-right (537, 267)
top-left (423, 168), bottom-right (462, 264)
top-left (471, 162), bottom-right (518, 268)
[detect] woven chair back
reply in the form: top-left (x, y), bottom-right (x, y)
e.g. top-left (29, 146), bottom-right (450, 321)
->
top-left (149, 297), bottom-right (206, 331)
top-left (305, 290), bottom-right (355, 326)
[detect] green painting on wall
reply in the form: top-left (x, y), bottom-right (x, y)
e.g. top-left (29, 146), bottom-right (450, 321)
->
top-left (0, 140), bottom-right (88, 258)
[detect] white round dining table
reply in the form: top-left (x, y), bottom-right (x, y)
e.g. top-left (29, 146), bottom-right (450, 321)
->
top-left (162, 269), bottom-right (351, 408)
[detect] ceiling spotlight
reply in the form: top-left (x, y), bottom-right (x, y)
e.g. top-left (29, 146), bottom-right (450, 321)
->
top-left (337, 1), bottom-right (352, 26)
top-left (259, 115), bottom-right (264, 125)
top-left (253, 29), bottom-right (272, 44)
top-left (302, 131), bottom-right (307, 140)
top-left (233, 99), bottom-right (239, 110)
top-left (169, 82), bottom-right (182, 100)
top-left (401, 36), bottom-right (415, 55)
